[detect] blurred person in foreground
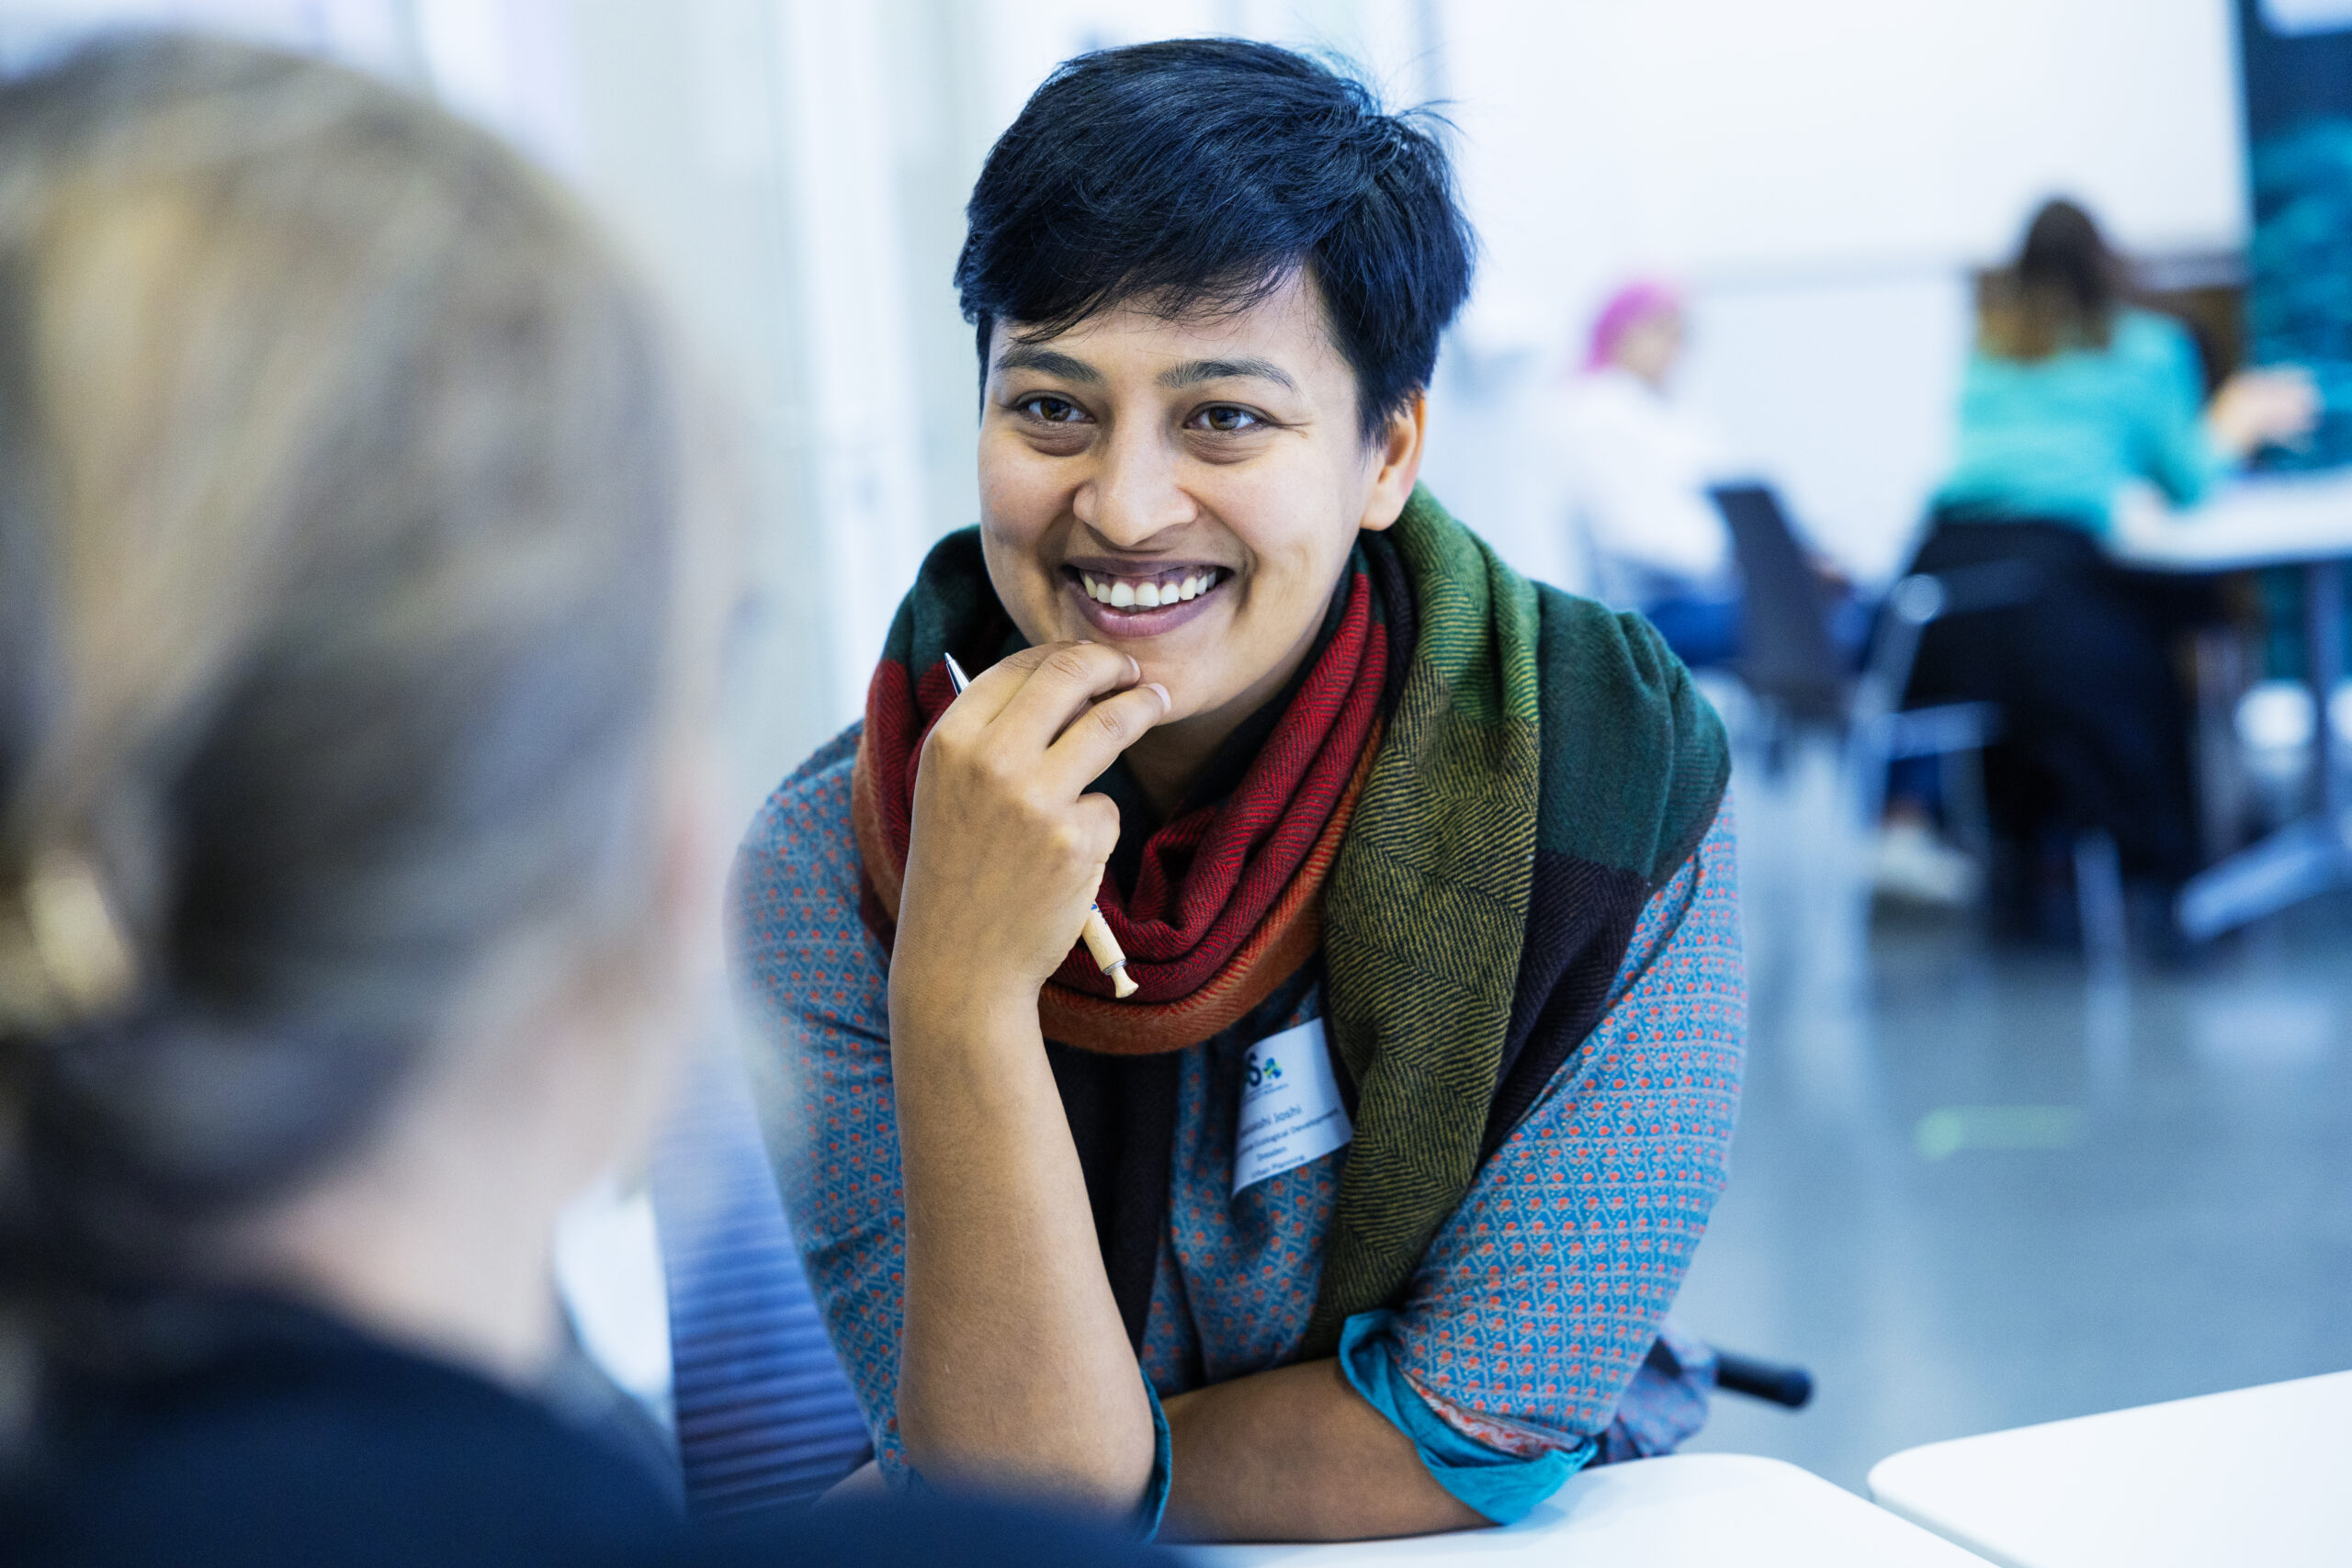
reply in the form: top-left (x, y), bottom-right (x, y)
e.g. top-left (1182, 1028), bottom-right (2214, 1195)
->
top-left (1904, 198), bottom-right (2317, 931)
top-left (734, 40), bottom-right (1740, 1544)
top-left (0, 36), bottom-right (1156, 1568)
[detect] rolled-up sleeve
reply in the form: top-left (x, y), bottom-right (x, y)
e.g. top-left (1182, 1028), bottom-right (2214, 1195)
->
top-left (1359, 813), bottom-right (1745, 1515)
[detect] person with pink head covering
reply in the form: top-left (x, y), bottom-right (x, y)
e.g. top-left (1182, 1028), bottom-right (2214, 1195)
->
top-left (1553, 279), bottom-right (1748, 666)
top-left (1583, 279), bottom-right (1686, 378)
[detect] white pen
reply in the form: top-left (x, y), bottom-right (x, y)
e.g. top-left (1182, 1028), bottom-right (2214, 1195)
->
top-left (944, 652), bottom-right (1138, 998)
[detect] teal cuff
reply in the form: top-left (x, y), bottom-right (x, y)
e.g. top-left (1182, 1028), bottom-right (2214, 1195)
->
top-left (1337, 1310), bottom-right (1591, 1525)
top-left (1135, 1375), bottom-right (1172, 1540)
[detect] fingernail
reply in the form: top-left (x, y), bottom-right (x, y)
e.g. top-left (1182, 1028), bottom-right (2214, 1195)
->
top-left (1145, 682), bottom-right (1170, 710)
top-left (1127, 656), bottom-right (1143, 682)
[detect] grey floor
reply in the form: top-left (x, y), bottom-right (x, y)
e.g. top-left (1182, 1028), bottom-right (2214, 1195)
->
top-left (1673, 735), bottom-right (2352, 1492)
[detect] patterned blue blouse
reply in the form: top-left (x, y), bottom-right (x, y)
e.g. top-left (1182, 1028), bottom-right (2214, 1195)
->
top-left (730, 727), bottom-right (1746, 1522)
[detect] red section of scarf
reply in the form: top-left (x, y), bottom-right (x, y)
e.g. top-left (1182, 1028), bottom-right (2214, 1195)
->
top-left (853, 564), bottom-right (1385, 1050)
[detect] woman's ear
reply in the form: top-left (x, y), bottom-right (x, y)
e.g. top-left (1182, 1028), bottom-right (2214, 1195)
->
top-left (1357, 392), bottom-right (1428, 534)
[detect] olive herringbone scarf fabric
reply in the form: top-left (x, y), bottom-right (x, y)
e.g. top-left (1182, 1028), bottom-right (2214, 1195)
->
top-left (1302, 487), bottom-right (1729, 1354)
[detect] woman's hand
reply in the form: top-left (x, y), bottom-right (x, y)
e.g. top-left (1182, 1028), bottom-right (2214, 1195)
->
top-left (2208, 366), bottom-right (2321, 459)
top-left (891, 641), bottom-right (1168, 1021)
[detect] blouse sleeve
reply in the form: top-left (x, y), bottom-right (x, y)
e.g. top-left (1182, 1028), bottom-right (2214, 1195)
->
top-left (1350, 810), bottom-right (1745, 1519)
top-left (728, 732), bottom-right (917, 1479)
top-left (2132, 312), bottom-right (2227, 509)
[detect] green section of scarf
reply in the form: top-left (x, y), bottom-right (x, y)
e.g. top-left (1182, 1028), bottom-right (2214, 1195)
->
top-left (1305, 486), bottom-right (1729, 1355)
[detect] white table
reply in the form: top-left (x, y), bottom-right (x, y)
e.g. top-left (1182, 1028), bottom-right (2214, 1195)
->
top-left (1868, 1370), bottom-right (2352, 1568)
top-left (2109, 469), bottom-right (2352, 574)
top-left (1193, 1454), bottom-right (1991, 1566)
top-left (2109, 470), bottom-right (2352, 939)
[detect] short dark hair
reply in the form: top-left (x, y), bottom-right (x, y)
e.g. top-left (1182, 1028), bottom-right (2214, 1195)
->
top-left (955, 39), bottom-right (1476, 440)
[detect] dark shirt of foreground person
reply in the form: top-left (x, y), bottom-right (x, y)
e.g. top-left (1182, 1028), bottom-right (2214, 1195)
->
top-left (0, 1297), bottom-right (1162, 1568)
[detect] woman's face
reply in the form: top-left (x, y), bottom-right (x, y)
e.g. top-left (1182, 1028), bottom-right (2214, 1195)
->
top-left (977, 272), bottom-right (1422, 761)
top-left (1611, 308), bottom-right (1685, 389)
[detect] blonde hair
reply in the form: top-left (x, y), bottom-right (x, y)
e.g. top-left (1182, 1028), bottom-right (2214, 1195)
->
top-left (0, 35), bottom-right (716, 1391)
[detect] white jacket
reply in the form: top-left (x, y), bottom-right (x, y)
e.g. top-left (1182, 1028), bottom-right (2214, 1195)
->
top-left (1552, 367), bottom-right (1747, 604)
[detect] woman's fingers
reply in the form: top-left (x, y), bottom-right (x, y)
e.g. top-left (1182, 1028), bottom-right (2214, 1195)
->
top-left (942, 640), bottom-right (1171, 788)
top-left (1040, 681), bottom-right (1171, 793)
top-left (984, 642), bottom-right (1145, 750)
top-left (941, 642), bottom-right (1131, 735)
top-left (943, 642), bottom-right (1066, 725)
top-left (2211, 367), bottom-right (2324, 457)
top-left (898, 640), bottom-right (1160, 993)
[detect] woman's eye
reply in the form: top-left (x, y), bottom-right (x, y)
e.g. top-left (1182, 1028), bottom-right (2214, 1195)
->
top-left (1193, 405), bottom-right (1264, 434)
top-left (1017, 394), bottom-right (1087, 423)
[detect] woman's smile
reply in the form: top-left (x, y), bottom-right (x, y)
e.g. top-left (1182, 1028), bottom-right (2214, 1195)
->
top-left (1061, 560), bottom-right (1235, 638)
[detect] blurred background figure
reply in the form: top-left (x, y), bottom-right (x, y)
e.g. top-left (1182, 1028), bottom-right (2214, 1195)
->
top-left (1554, 279), bottom-right (1749, 667)
top-left (0, 34), bottom-right (1150, 1568)
top-left (1900, 197), bottom-right (2318, 935)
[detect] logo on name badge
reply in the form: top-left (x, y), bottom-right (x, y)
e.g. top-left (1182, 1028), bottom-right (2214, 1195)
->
top-left (1232, 1017), bottom-right (1353, 1196)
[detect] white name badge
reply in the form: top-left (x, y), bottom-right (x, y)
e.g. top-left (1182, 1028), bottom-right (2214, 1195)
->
top-left (1232, 1017), bottom-right (1354, 1196)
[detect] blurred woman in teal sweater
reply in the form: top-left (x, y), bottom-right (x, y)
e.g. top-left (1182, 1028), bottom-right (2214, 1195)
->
top-left (1905, 199), bottom-right (2315, 931)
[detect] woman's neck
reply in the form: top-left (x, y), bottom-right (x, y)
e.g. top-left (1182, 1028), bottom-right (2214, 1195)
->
top-left (218, 999), bottom-right (637, 1390)
top-left (224, 1102), bottom-right (570, 1388)
top-left (1121, 713), bottom-right (1235, 820)
top-left (1123, 598), bottom-right (1335, 818)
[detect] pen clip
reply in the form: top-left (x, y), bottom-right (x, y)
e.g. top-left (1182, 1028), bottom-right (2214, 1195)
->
top-left (943, 652), bottom-right (971, 694)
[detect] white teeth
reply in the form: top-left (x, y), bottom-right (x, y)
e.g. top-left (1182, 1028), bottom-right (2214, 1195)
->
top-left (1079, 570), bottom-right (1218, 609)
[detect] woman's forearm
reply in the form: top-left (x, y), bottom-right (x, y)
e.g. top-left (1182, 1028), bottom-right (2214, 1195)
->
top-left (883, 642), bottom-right (1171, 1512)
top-left (1159, 1358), bottom-right (1487, 1542)
top-left (890, 986), bottom-right (1155, 1512)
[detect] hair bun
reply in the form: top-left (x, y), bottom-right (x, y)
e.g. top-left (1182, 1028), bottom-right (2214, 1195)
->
top-left (0, 852), bottom-right (138, 1038)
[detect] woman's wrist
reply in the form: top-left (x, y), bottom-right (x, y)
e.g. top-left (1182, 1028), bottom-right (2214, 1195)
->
top-left (888, 959), bottom-right (1043, 1058)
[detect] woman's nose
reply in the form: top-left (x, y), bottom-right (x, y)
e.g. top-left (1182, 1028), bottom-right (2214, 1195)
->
top-left (1073, 424), bottom-right (1194, 546)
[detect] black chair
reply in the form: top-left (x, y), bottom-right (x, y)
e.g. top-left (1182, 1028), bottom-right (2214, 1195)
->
top-left (1711, 482), bottom-right (1847, 728)
top-left (1707, 483), bottom-right (2128, 965)
top-left (1854, 561), bottom-right (2127, 970)
top-left (653, 1046), bottom-right (873, 1514)
top-left (1714, 1350), bottom-right (1815, 1410)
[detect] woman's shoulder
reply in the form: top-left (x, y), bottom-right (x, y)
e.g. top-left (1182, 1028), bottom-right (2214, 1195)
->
top-left (2109, 308), bottom-right (2199, 369)
top-left (1531, 585), bottom-right (1729, 752)
top-left (735, 724), bottom-right (863, 893)
top-left (5, 1308), bottom-right (674, 1568)
top-left (724, 724), bottom-right (884, 1029)
top-left (1524, 583), bottom-right (1732, 886)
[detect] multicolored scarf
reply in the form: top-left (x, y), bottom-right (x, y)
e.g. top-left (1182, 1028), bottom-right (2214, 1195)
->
top-left (853, 538), bottom-right (1390, 1055)
top-left (853, 488), bottom-right (1729, 1356)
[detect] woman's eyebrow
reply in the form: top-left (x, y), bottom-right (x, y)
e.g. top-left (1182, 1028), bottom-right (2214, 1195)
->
top-left (992, 345), bottom-right (1101, 382)
top-left (1157, 356), bottom-right (1298, 392)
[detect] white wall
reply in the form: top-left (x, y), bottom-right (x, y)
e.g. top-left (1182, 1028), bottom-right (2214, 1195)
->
top-left (1435, 0), bottom-right (2248, 582)
top-left (0, 0), bottom-right (2263, 777)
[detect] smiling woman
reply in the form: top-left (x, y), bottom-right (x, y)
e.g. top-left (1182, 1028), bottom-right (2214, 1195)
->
top-left (731, 39), bottom-right (1744, 1545)
top-left (975, 272), bottom-right (1414, 818)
